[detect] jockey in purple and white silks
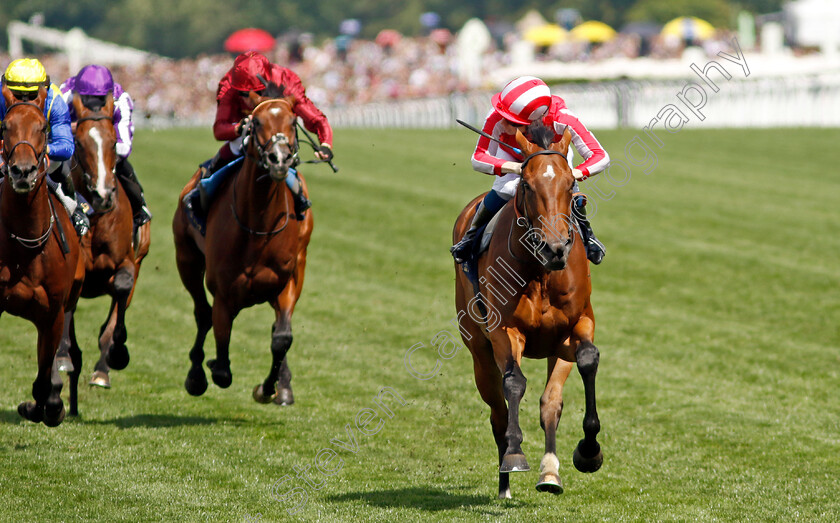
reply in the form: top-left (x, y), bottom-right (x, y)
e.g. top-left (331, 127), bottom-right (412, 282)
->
top-left (60, 64), bottom-right (152, 229)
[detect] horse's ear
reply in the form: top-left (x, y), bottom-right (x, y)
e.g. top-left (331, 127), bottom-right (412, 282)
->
top-left (1, 84), bottom-right (14, 107)
top-left (104, 92), bottom-right (115, 115)
top-left (515, 129), bottom-right (537, 155)
top-left (283, 94), bottom-right (296, 108)
top-left (34, 86), bottom-right (47, 109)
top-left (247, 90), bottom-right (261, 109)
top-left (72, 92), bottom-right (86, 117)
top-left (550, 124), bottom-right (571, 156)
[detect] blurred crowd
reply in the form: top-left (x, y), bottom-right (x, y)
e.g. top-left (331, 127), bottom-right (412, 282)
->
top-left (0, 28), bottom-right (735, 124)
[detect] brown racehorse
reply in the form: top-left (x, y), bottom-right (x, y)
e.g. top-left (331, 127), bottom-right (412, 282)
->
top-left (173, 87), bottom-right (312, 406)
top-left (0, 85), bottom-right (84, 426)
top-left (453, 123), bottom-right (603, 498)
top-left (55, 92), bottom-right (150, 405)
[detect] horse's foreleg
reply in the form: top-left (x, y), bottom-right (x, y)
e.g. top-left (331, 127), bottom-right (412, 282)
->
top-left (493, 328), bottom-right (529, 475)
top-left (207, 301), bottom-right (236, 389)
top-left (176, 243), bottom-right (212, 396)
top-left (470, 343), bottom-right (511, 499)
top-left (19, 310), bottom-right (65, 427)
top-left (104, 265), bottom-right (134, 371)
top-left (91, 300), bottom-right (117, 388)
top-left (572, 314), bottom-right (603, 473)
top-left (536, 356), bottom-right (574, 494)
top-left (254, 280), bottom-right (298, 405)
top-left (67, 312), bottom-right (83, 416)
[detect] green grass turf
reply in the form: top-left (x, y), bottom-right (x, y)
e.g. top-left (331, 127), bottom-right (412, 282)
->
top-left (0, 126), bottom-right (838, 522)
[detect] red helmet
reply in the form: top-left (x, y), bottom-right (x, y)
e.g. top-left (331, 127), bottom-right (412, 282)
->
top-left (491, 76), bottom-right (552, 125)
top-left (230, 51), bottom-right (271, 92)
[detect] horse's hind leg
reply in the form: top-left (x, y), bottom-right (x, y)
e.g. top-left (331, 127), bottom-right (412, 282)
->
top-left (67, 312), bottom-right (83, 416)
top-left (55, 310), bottom-right (74, 372)
top-left (207, 300), bottom-right (236, 389)
top-left (175, 238), bottom-right (212, 396)
top-left (104, 265), bottom-right (134, 371)
top-left (89, 300), bottom-right (116, 388)
top-left (253, 280), bottom-right (298, 405)
top-left (536, 356), bottom-right (574, 494)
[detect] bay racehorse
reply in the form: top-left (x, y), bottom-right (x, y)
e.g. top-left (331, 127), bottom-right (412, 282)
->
top-left (0, 85), bottom-right (85, 426)
top-left (173, 85), bottom-right (312, 406)
top-left (55, 92), bottom-right (150, 404)
top-left (453, 123), bottom-right (603, 498)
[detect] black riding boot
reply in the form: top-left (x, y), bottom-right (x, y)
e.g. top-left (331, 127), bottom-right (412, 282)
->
top-left (49, 163), bottom-right (90, 237)
top-left (574, 199), bottom-right (605, 265)
top-left (115, 158), bottom-right (152, 228)
top-left (450, 202), bottom-right (495, 264)
top-left (183, 152), bottom-right (226, 235)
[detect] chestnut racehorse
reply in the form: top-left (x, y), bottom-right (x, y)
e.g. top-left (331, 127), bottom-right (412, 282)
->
top-left (173, 87), bottom-right (312, 406)
top-left (0, 85), bottom-right (84, 426)
top-left (453, 123), bottom-right (603, 498)
top-left (55, 92), bottom-right (150, 405)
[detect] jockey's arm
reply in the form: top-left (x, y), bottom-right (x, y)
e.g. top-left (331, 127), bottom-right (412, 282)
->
top-left (555, 111), bottom-right (610, 180)
top-left (45, 87), bottom-right (74, 162)
top-left (212, 90), bottom-right (241, 142)
top-left (471, 111), bottom-right (520, 176)
top-left (113, 90), bottom-right (135, 158)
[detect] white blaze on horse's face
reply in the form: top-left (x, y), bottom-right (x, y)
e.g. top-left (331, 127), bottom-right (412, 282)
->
top-left (88, 126), bottom-right (109, 198)
top-left (542, 165), bottom-right (556, 180)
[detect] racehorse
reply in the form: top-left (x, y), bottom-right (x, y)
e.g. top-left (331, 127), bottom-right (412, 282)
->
top-left (55, 92), bottom-right (150, 401)
top-left (173, 84), bottom-right (312, 406)
top-left (0, 85), bottom-right (85, 426)
top-left (452, 123), bottom-right (603, 498)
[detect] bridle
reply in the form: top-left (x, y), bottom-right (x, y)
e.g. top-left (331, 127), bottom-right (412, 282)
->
top-left (507, 149), bottom-right (578, 264)
top-left (73, 112), bottom-right (116, 197)
top-left (244, 99), bottom-right (299, 171)
top-left (0, 101), bottom-right (48, 176)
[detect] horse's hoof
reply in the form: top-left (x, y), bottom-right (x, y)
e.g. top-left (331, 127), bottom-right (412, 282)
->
top-left (89, 371), bottom-right (111, 388)
top-left (536, 474), bottom-right (564, 494)
top-left (500, 453), bottom-right (530, 473)
top-left (273, 387), bottom-right (294, 406)
top-left (252, 384), bottom-right (276, 404)
top-left (17, 401), bottom-right (43, 423)
top-left (573, 440), bottom-right (603, 473)
top-left (43, 401), bottom-right (66, 427)
top-left (207, 359), bottom-right (232, 388)
top-left (185, 367), bottom-right (208, 396)
top-left (55, 356), bottom-right (74, 373)
top-left (106, 344), bottom-right (130, 370)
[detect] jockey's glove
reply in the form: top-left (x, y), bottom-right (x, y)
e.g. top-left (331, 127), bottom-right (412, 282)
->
top-left (235, 116), bottom-right (252, 135)
top-left (501, 161), bottom-right (522, 175)
top-left (572, 168), bottom-right (587, 181)
top-left (317, 144), bottom-right (333, 162)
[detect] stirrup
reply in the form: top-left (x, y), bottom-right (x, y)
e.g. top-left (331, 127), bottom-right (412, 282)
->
top-left (293, 195), bottom-right (311, 220)
top-left (72, 208), bottom-right (90, 237)
top-left (133, 205), bottom-right (152, 228)
top-left (450, 236), bottom-right (474, 264)
top-left (585, 237), bottom-right (606, 265)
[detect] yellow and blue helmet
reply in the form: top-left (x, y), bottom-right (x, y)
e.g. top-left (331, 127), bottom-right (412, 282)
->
top-left (3, 58), bottom-right (48, 91)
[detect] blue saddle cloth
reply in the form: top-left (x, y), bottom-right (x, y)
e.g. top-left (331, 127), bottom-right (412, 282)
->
top-left (199, 156), bottom-right (245, 198)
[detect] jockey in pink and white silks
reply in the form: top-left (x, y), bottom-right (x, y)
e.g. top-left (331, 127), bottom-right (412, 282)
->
top-left (60, 64), bottom-right (152, 229)
top-left (451, 76), bottom-right (610, 265)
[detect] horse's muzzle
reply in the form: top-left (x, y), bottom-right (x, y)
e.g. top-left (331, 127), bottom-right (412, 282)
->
top-left (90, 187), bottom-right (117, 212)
top-left (543, 239), bottom-right (572, 271)
top-left (8, 163), bottom-right (39, 193)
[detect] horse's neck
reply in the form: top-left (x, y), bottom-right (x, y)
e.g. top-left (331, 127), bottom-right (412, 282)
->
top-left (235, 161), bottom-right (288, 224)
top-left (1, 178), bottom-right (52, 238)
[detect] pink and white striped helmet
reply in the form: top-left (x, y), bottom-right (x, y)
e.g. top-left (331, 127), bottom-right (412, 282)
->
top-left (491, 76), bottom-right (552, 125)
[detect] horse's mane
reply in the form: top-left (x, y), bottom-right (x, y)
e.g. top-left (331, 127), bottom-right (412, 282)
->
top-left (256, 74), bottom-right (286, 99)
top-left (524, 120), bottom-right (554, 150)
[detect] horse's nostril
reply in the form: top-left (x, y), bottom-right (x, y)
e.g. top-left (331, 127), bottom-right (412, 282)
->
top-left (268, 153), bottom-right (279, 163)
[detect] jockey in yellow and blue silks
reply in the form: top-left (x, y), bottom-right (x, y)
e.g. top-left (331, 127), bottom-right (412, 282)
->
top-left (0, 58), bottom-right (89, 236)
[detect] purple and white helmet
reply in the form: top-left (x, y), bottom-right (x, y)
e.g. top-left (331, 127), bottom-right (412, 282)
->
top-left (74, 64), bottom-right (114, 96)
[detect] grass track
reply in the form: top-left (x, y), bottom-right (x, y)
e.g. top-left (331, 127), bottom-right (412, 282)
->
top-left (0, 126), bottom-right (838, 522)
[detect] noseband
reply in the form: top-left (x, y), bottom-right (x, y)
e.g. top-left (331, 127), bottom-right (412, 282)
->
top-left (0, 101), bottom-right (48, 176)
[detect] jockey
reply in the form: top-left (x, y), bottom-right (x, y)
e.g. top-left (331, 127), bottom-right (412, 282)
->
top-left (60, 64), bottom-right (153, 230)
top-left (183, 51), bottom-right (334, 233)
top-left (451, 76), bottom-right (610, 265)
top-left (0, 58), bottom-right (89, 236)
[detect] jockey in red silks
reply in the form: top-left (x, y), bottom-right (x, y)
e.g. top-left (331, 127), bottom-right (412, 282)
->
top-left (183, 51), bottom-right (334, 232)
top-left (60, 64), bottom-right (153, 230)
top-left (451, 76), bottom-right (610, 265)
